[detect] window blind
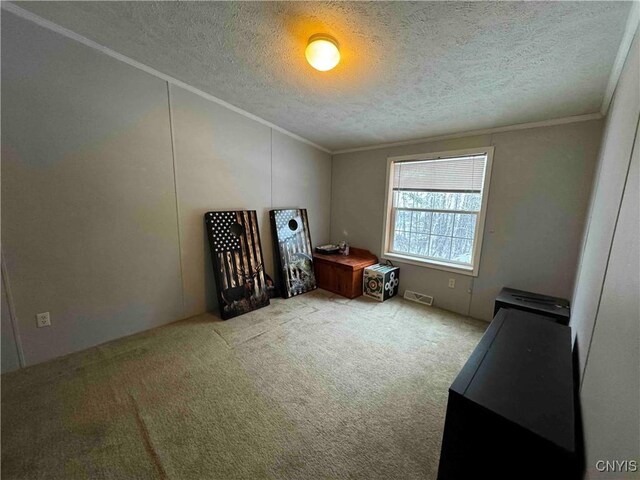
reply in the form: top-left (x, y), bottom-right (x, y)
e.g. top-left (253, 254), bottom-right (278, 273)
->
top-left (392, 155), bottom-right (487, 193)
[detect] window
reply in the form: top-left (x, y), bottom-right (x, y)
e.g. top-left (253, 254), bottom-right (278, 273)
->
top-left (382, 147), bottom-right (494, 276)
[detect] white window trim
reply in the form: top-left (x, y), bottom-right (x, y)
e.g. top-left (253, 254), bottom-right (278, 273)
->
top-left (381, 146), bottom-right (494, 277)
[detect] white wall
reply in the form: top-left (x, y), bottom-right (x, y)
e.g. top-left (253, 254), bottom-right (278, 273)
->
top-left (572, 31), bottom-right (639, 479)
top-left (571, 32), bottom-right (639, 378)
top-left (330, 122), bottom-right (603, 320)
top-left (1, 11), bottom-right (331, 367)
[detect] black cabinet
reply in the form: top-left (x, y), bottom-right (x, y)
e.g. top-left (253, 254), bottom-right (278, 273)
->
top-left (494, 287), bottom-right (570, 325)
top-left (437, 308), bottom-right (577, 479)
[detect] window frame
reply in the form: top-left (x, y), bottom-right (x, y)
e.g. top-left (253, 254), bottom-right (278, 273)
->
top-left (381, 146), bottom-right (494, 277)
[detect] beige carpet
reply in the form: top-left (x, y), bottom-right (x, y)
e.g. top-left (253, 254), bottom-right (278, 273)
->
top-left (1, 289), bottom-right (486, 480)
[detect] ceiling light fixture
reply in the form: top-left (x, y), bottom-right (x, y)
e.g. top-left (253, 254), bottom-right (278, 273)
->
top-left (305, 34), bottom-right (340, 71)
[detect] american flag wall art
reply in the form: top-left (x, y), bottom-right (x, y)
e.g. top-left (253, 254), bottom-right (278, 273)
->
top-left (205, 210), bottom-right (271, 319)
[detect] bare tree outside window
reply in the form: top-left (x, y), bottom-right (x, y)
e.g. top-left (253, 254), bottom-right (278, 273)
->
top-left (384, 149), bottom-right (493, 275)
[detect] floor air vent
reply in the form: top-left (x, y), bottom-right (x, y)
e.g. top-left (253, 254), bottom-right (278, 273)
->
top-left (404, 290), bottom-right (434, 306)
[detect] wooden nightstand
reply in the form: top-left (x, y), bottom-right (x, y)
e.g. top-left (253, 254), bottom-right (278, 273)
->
top-left (313, 247), bottom-right (378, 299)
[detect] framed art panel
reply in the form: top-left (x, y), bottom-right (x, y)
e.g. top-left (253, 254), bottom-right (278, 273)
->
top-left (270, 208), bottom-right (317, 298)
top-left (205, 210), bottom-right (270, 319)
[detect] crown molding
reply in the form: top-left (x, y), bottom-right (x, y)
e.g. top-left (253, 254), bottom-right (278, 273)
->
top-left (601, 1), bottom-right (640, 116)
top-left (2, 2), bottom-right (621, 157)
top-left (1, 2), bottom-right (332, 154)
top-left (332, 113), bottom-right (604, 155)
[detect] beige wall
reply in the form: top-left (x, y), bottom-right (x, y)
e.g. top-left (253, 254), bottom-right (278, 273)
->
top-left (1, 11), bottom-right (331, 366)
top-left (571, 32), bottom-right (639, 378)
top-left (1, 272), bottom-right (21, 373)
top-left (170, 85), bottom-right (273, 317)
top-left (271, 130), bottom-right (332, 250)
top-left (573, 32), bottom-right (639, 480)
top-left (331, 121), bottom-right (603, 320)
top-left (171, 88), bottom-right (332, 317)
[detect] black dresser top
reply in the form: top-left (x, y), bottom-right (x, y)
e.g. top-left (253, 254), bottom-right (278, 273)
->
top-left (451, 308), bottom-right (575, 453)
top-left (496, 287), bottom-right (570, 320)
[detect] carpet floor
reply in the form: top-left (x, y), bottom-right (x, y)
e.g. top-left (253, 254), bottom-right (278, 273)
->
top-left (1, 289), bottom-right (486, 480)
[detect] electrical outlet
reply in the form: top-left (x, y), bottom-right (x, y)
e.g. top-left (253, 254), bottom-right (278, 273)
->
top-left (448, 278), bottom-right (456, 289)
top-left (36, 312), bottom-right (51, 328)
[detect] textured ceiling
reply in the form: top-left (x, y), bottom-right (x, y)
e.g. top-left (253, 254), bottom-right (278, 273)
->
top-left (14, 1), bottom-right (632, 151)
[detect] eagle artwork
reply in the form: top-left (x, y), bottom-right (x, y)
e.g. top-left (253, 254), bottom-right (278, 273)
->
top-left (205, 210), bottom-right (270, 319)
top-left (270, 209), bottom-right (317, 298)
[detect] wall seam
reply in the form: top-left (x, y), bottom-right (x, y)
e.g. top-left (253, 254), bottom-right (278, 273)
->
top-left (270, 128), bottom-right (273, 209)
top-left (580, 113), bottom-right (640, 391)
top-left (1, 3), bottom-right (331, 155)
top-left (328, 153), bottom-right (334, 242)
top-left (571, 32), bottom-right (635, 346)
top-left (3, 3), bottom-right (612, 157)
top-left (600, 5), bottom-right (640, 115)
top-left (465, 134), bottom-right (494, 319)
top-left (1, 250), bottom-right (26, 367)
top-left (571, 122), bottom-right (606, 310)
top-left (166, 82), bottom-right (186, 317)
